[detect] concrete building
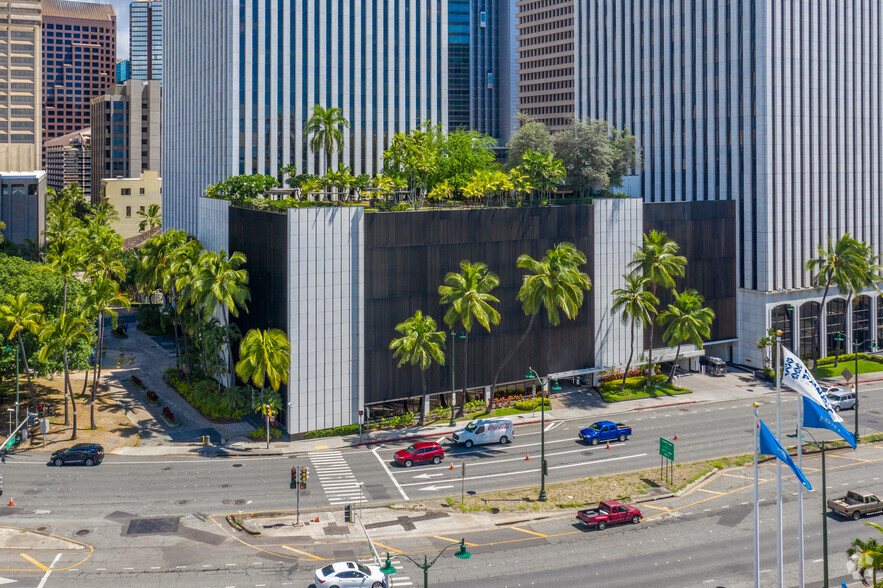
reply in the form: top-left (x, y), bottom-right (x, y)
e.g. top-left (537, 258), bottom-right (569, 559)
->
top-left (163, 0), bottom-right (448, 238)
top-left (0, 0), bottom-right (42, 172)
top-left (100, 169), bottom-right (160, 239)
top-left (0, 171), bottom-right (46, 246)
top-left (573, 0), bottom-right (883, 366)
top-left (515, 0), bottom-right (574, 131)
top-left (129, 0), bottom-right (162, 81)
top-left (116, 59), bottom-right (131, 83)
top-left (91, 80), bottom-right (161, 205)
top-left (44, 127), bottom-right (90, 200)
top-left (41, 0), bottom-right (116, 165)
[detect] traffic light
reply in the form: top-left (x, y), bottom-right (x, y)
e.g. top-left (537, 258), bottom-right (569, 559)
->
top-left (344, 504), bottom-right (353, 523)
top-left (300, 466), bottom-right (308, 489)
top-left (38, 404), bottom-right (43, 417)
top-left (28, 413), bottom-right (37, 427)
top-left (290, 467), bottom-right (297, 489)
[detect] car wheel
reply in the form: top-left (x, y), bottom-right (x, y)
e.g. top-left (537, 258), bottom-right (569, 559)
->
top-left (54, 458), bottom-right (64, 467)
top-left (404, 459), bottom-right (413, 468)
top-left (852, 511), bottom-right (862, 520)
top-left (432, 455), bottom-right (441, 464)
top-left (465, 440), bottom-right (474, 448)
top-left (372, 583), bottom-right (384, 588)
top-left (619, 433), bottom-right (628, 442)
top-left (591, 437), bottom-right (599, 446)
top-left (499, 436), bottom-right (508, 445)
top-left (834, 406), bottom-right (841, 412)
top-left (597, 521), bottom-right (607, 530)
top-left (632, 515), bottom-right (641, 524)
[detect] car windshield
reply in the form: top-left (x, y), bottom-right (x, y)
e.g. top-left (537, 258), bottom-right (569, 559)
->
top-left (827, 394), bottom-right (842, 400)
top-left (357, 564), bottom-right (371, 574)
top-left (465, 422), bottom-right (478, 432)
top-left (321, 565), bottom-right (334, 575)
top-left (589, 423), bottom-right (602, 432)
top-left (405, 445), bottom-right (417, 454)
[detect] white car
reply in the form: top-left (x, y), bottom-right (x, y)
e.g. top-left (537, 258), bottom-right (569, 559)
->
top-left (314, 561), bottom-right (387, 588)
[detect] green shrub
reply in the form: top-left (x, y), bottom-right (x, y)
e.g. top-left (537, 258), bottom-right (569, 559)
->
top-left (136, 305), bottom-right (170, 335)
top-left (513, 398), bottom-right (551, 411)
top-left (304, 424), bottom-right (361, 439)
top-left (164, 368), bottom-right (247, 420)
top-left (600, 374), bottom-right (667, 394)
top-left (463, 400), bottom-right (487, 414)
top-left (249, 426), bottom-right (283, 440)
top-left (816, 353), bottom-right (883, 366)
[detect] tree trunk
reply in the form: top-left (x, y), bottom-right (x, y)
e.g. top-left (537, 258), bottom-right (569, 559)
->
top-left (834, 292), bottom-right (853, 368)
top-left (668, 342), bottom-right (683, 384)
top-left (17, 333), bottom-right (37, 413)
top-left (90, 314), bottom-right (102, 430)
top-left (81, 361), bottom-right (90, 429)
top-left (64, 350), bottom-right (77, 439)
top-left (812, 281), bottom-right (831, 369)
top-left (620, 319), bottom-right (636, 394)
top-left (490, 313), bottom-right (538, 403)
top-left (457, 332), bottom-right (469, 417)
top-left (62, 277), bottom-right (68, 315)
top-left (418, 370), bottom-right (427, 426)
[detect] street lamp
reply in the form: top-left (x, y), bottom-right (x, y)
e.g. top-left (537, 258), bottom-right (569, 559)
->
top-left (833, 331), bottom-right (879, 442)
top-left (379, 539), bottom-right (471, 588)
top-left (449, 331), bottom-right (465, 426)
top-left (525, 367), bottom-right (560, 502)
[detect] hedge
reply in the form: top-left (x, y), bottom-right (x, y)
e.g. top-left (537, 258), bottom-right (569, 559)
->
top-left (304, 424), bottom-right (361, 439)
top-left (513, 397), bottom-right (551, 411)
top-left (599, 374), bottom-right (668, 394)
top-left (164, 368), bottom-right (249, 420)
top-left (816, 353), bottom-right (883, 367)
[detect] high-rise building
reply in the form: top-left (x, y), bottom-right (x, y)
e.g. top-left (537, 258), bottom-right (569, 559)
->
top-left (116, 59), bottom-right (131, 83)
top-left (164, 1), bottom-right (448, 238)
top-left (129, 0), bottom-right (162, 81)
top-left (45, 127), bottom-right (90, 199)
top-left (91, 80), bottom-right (161, 205)
top-left (574, 0), bottom-right (883, 365)
top-left (447, 0), bottom-right (470, 131)
top-left (41, 0), bottom-right (116, 165)
top-left (515, 0), bottom-right (574, 131)
top-left (0, 0), bottom-right (42, 171)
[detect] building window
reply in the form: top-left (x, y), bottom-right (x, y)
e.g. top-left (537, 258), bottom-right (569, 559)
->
top-left (826, 299), bottom-right (847, 358)
top-left (125, 206), bottom-right (131, 217)
top-left (139, 187), bottom-right (145, 195)
top-left (121, 188), bottom-right (131, 195)
top-left (139, 206), bottom-right (145, 212)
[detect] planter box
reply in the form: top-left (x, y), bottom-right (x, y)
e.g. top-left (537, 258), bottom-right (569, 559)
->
top-left (145, 392), bottom-right (161, 406)
top-left (159, 412), bottom-right (180, 428)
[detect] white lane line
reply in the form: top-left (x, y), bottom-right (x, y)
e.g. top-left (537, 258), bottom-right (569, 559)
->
top-left (389, 445), bottom-right (600, 475)
top-left (372, 446), bottom-right (409, 500)
top-left (36, 552), bottom-right (62, 588)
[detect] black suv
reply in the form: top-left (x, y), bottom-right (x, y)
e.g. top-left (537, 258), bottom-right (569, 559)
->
top-left (50, 444), bottom-right (104, 467)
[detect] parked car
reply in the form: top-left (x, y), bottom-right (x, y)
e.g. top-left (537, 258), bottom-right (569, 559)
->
top-left (451, 418), bottom-right (514, 448)
top-left (314, 561), bottom-right (386, 587)
top-left (393, 442), bottom-right (444, 467)
top-left (826, 387), bottom-right (856, 412)
top-left (579, 421), bottom-right (632, 445)
top-left (827, 490), bottom-right (882, 520)
top-left (700, 355), bottom-right (728, 376)
top-left (576, 500), bottom-right (643, 530)
top-left (50, 443), bottom-right (104, 467)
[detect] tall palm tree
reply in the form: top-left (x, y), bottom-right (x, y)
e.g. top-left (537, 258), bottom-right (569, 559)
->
top-left (38, 313), bottom-right (91, 438)
top-left (611, 275), bottom-right (658, 393)
top-left (438, 261), bottom-right (501, 416)
top-left (171, 239), bottom-right (205, 375)
top-left (389, 311), bottom-right (447, 426)
top-left (834, 241), bottom-right (883, 366)
top-left (806, 233), bottom-right (868, 368)
top-left (137, 231), bottom-right (189, 368)
top-left (304, 105), bottom-right (351, 174)
top-left (491, 242), bottom-right (592, 394)
top-left (235, 328), bottom-right (291, 448)
top-left (658, 289), bottom-right (715, 383)
top-left (43, 198), bottom-right (83, 314)
top-left (77, 277), bottom-right (130, 429)
top-left (628, 230), bottom-right (687, 377)
top-left (137, 203), bottom-right (162, 233)
top-left (846, 533), bottom-right (883, 587)
top-left (0, 293), bottom-right (44, 412)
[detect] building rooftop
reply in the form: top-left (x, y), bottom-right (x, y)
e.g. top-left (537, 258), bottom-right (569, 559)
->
top-left (42, 0), bottom-right (116, 21)
top-left (44, 128), bottom-right (91, 148)
top-left (0, 171), bottom-right (47, 180)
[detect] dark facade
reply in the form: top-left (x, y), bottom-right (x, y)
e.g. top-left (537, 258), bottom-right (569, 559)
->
top-left (363, 206), bottom-right (594, 405)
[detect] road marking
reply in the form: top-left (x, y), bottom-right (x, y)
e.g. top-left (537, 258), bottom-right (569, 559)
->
top-left (433, 535), bottom-right (477, 547)
top-left (437, 436), bottom-right (446, 443)
top-left (417, 485), bottom-right (453, 492)
top-left (374, 542), bottom-right (404, 554)
top-left (389, 445), bottom-right (603, 476)
top-left (36, 553), bottom-right (62, 588)
top-left (812, 558), bottom-right (823, 563)
top-left (371, 447), bottom-right (409, 500)
top-left (640, 504), bottom-right (671, 512)
top-left (544, 421), bottom-right (562, 432)
top-left (412, 473), bottom-right (444, 480)
top-left (310, 451), bottom-right (367, 505)
top-left (697, 488), bottom-right (723, 495)
top-left (280, 546), bottom-right (327, 560)
top-left (19, 553), bottom-right (48, 571)
top-left (510, 527), bottom-right (549, 538)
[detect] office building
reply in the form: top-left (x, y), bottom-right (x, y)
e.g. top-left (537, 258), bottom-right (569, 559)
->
top-left (0, 0), bottom-right (42, 171)
top-left (164, 1), bottom-right (448, 238)
top-left (116, 59), bottom-right (131, 83)
top-left (41, 0), bottom-right (116, 164)
top-left (91, 80), bottom-right (161, 205)
top-left (129, 0), bottom-right (162, 81)
top-left (515, 0), bottom-right (574, 131)
top-left (574, 0), bottom-right (883, 366)
top-left (0, 171), bottom-right (46, 246)
top-left (100, 169), bottom-right (160, 239)
top-left (45, 127), bottom-right (90, 200)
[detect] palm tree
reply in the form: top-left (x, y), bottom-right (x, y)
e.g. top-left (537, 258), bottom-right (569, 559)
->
top-left (611, 275), bottom-right (658, 393)
top-left (77, 277), bottom-right (130, 429)
top-left (491, 242), bottom-right (592, 395)
top-left (137, 231), bottom-right (188, 367)
top-left (304, 105), bottom-right (350, 174)
top-left (389, 311), bottom-right (447, 426)
top-left (658, 290), bottom-right (715, 383)
top-left (137, 203), bottom-right (162, 233)
top-left (846, 532), bottom-right (883, 587)
top-left (0, 293), bottom-right (44, 412)
top-left (806, 233), bottom-right (868, 368)
top-left (834, 241), bottom-right (883, 366)
top-left (628, 230), bottom-right (687, 377)
top-left (43, 199), bottom-right (83, 314)
top-left (38, 313), bottom-right (91, 438)
top-left (438, 261), bottom-right (501, 416)
top-left (235, 328), bottom-right (291, 448)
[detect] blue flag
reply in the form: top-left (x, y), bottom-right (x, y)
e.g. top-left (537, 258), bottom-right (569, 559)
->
top-left (758, 419), bottom-right (813, 490)
top-left (802, 396), bottom-right (856, 449)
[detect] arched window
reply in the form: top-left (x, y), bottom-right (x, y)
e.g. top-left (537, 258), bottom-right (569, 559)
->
top-left (878, 295), bottom-right (883, 349)
top-left (770, 305), bottom-right (794, 351)
top-left (826, 299), bottom-right (847, 358)
top-left (799, 302), bottom-right (820, 361)
top-left (853, 296), bottom-right (871, 351)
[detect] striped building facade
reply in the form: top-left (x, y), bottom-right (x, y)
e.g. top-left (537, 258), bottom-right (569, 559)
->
top-left (574, 1), bottom-right (883, 366)
top-left (163, 0), bottom-right (448, 238)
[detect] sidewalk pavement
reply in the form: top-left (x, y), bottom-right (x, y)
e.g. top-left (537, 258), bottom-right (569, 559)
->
top-left (113, 369), bottom-right (775, 458)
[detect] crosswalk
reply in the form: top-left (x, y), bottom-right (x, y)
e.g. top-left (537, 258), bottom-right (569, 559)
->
top-left (308, 450), bottom-right (367, 506)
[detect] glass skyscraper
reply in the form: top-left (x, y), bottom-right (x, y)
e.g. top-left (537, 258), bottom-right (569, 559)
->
top-left (129, 0), bottom-right (162, 81)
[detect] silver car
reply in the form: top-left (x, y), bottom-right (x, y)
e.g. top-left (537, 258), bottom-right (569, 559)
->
top-left (826, 387), bottom-right (856, 412)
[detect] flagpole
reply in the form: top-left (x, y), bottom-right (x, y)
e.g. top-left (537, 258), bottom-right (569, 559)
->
top-left (775, 331), bottom-right (784, 588)
top-left (754, 402), bottom-right (760, 588)
top-left (797, 394), bottom-right (805, 588)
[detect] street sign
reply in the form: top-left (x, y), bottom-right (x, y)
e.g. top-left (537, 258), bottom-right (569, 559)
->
top-left (40, 418), bottom-right (49, 434)
top-left (659, 437), bottom-right (675, 461)
top-left (841, 367), bottom-right (853, 382)
top-left (4, 436), bottom-right (14, 451)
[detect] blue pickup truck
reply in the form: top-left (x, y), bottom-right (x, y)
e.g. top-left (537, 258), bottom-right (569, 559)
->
top-left (579, 420), bottom-right (632, 445)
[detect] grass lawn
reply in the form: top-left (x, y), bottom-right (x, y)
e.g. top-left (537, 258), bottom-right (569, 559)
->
top-left (600, 382), bottom-right (692, 403)
top-left (813, 358), bottom-right (883, 379)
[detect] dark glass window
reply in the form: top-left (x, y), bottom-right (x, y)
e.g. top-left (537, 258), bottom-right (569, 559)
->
top-left (799, 302), bottom-right (820, 361)
top-left (826, 299), bottom-right (847, 359)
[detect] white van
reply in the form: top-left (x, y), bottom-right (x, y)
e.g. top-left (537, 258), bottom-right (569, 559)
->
top-left (451, 418), bottom-right (514, 448)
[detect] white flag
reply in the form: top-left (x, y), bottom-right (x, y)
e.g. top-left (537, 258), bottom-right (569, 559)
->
top-left (781, 347), bottom-right (843, 422)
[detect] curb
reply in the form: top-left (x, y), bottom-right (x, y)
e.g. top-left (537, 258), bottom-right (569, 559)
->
top-left (353, 419), bottom-right (542, 447)
top-left (633, 400), bottom-right (697, 411)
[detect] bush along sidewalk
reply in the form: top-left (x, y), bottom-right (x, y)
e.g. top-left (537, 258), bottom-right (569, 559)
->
top-left (249, 426), bottom-right (283, 440)
top-left (160, 405), bottom-right (180, 427)
top-left (164, 368), bottom-right (250, 422)
top-left (145, 390), bottom-right (161, 406)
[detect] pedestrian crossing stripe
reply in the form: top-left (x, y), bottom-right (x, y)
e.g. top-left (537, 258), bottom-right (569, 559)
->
top-left (309, 451), bottom-right (367, 505)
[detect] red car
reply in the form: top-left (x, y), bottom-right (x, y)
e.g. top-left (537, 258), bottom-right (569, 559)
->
top-left (576, 500), bottom-right (642, 530)
top-left (393, 442), bottom-right (444, 467)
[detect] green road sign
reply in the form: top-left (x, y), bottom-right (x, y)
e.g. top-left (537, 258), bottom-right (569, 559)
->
top-left (659, 437), bottom-right (674, 461)
top-left (4, 436), bottom-right (15, 451)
